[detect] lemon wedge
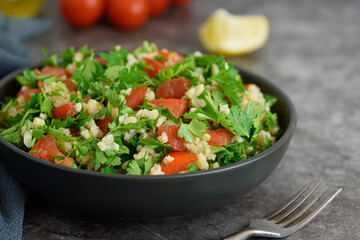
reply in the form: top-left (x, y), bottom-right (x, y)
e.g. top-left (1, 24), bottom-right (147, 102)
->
top-left (199, 9), bottom-right (270, 56)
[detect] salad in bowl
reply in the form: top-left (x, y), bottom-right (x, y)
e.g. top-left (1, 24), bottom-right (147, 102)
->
top-left (0, 41), bottom-right (279, 175)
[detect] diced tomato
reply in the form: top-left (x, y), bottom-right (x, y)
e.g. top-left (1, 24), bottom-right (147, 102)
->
top-left (143, 58), bottom-right (165, 78)
top-left (158, 125), bottom-right (186, 151)
top-left (35, 66), bottom-right (70, 78)
top-left (53, 102), bottom-right (78, 119)
top-left (95, 57), bottom-right (107, 65)
top-left (243, 84), bottom-right (250, 89)
top-left (161, 151), bottom-right (198, 174)
top-left (125, 86), bottom-right (148, 110)
top-left (29, 135), bottom-right (74, 167)
top-left (206, 128), bottom-right (234, 146)
top-left (158, 51), bottom-right (184, 66)
top-left (63, 79), bottom-right (77, 92)
top-left (149, 99), bottom-right (188, 118)
top-left (16, 88), bottom-right (41, 101)
top-left (155, 77), bottom-right (190, 99)
top-left (70, 128), bottom-right (80, 137)
top-left (37, 81), bottom-right (45, 89)
top-left (97, 116), bottom-right (112, 135)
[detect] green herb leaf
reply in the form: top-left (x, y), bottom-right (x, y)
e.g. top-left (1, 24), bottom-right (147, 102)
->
top-left (186, 162), bottom-right (198, 172)
top-left (211, 63), bottom-right (243, 105)
top-left (41, 48), bottom-right (59, 66)
top-left (101, 165), bottom-right (120, 174)
top-left (54, 156), bottom-right (65, 161)
top-left (263, 111), bottom-right (278, 131)
top-left (138, 139), bottom-right (172, 153)
top-left (61, 46), bottom-right (75, 68)
top-left (134, 41), bottom-right (157, 55)
top-left (227, 105), bottom-right (252, 138)
top-left (16, 69), bottom-right (37, 88)
top-left (178, 119), bottom-right (208, 143)
top-left (126, 157), bottom-right (154, 175)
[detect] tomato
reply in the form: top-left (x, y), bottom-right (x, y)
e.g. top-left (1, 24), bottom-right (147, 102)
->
top-left (70, 128), bottom-right (80, 137)
top-left (161, 151), bottom-right (198, 174)
top-left (60, 0), bottom-right (106, 28)
top-left (37, 81), bottom-right (45, 89)
top-left (53, 102), bottom-right (78, 119)
top-left (95, 57), bottom-right (107, 65)
top-left (143, 58), bottom-right (165, 78)
top-left (158, 125), bottom-right (186, 151)
top-left (97, 116), bottom-right (112, 135)
top-left (149, 99), bottom-right (188, 118)
top-left (29, 135), bottom-right (74, 167)
top-left (155, 77), bottom-right (190, 99)
top-left (125, 86), bottom-right (148, 110)
top-left (16, 89), bottom-right (41, 101)
top-left (172, 0), bottom-right (193, 7)
top-left (35, 66), bottom-right (70, 78)
top-left (148, 0), bottom-right (170, 16)
top-left (63, 79), bottom-right (77, 92)
top-left (107, 0), bottom-right (150, 30)
top-left (158, 51), bottom-right (184, 66)
top-left (243, 84), bottom-right (250, 89)
top-left (206, 128), bottom-right (234, 146)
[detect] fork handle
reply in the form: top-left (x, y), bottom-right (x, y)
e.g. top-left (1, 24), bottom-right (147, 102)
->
top-left (222, 227), bottom-right (265, 240)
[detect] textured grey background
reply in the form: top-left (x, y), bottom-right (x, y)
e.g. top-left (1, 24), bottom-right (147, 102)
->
top-left (23, 0), bottom-right (359, 239)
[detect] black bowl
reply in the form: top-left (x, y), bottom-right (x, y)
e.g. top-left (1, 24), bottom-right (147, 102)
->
top-left (0, 64), bottom-right (296, 218)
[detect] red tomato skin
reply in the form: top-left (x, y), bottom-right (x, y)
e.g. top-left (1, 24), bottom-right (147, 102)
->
top-left (125, 86), bottom-right (148, 110)
top-left (16, 89), bottom-right (41, 101)
top-left (158, 125), bottom-right (186, 151)
top-left (107, 0), bottom-right (150, 30)
top-left (60, 0), bottom-right (106, 28)
top-left (35, 66), bottom-right (70, 78)
top-left (172, 0), bottom-right (193, 7)
top-left (149, 99), bottom-right (188, 119)
top-left (95, 57), bottom-right (107, 65)
top-left (37, 81), bottom-right (45, 89)
top-left (97, 116), bottom-right (112, 135)
top-left (155, 77), bottom-right (190, 99)
top-left (63, 79), bottom-right (77, 92)
top-left (158, 51), bottom-right (184, 66)
top-left (148, 0), bottom-right (170, 16)
top-left (143, 58), bottom-right (165, 78)
top-left (206, 128), bottom-right (234, 146)
top-left (29, 135), bottom-right (74, 167)
top-left (53, 102), bottom-right (78, 119)
top-left (161, 151), bottom-right (198, 174)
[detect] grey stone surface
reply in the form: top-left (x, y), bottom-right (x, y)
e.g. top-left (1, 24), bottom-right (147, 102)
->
top-left (22, 0), bottom-right (359, 239)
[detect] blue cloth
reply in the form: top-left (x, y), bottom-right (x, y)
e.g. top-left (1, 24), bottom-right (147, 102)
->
top-left (0, 12), bottom-right (53, 240)
top-left (0, 162), bottom-right (26, 240)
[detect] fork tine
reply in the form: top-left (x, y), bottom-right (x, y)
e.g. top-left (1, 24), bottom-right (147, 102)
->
top-left (279, 184), bottom-right (330, 226)
top-left (282, 187), bottom-right (342, 229)
top-left (267, 179), bottom-right (318, 220)
top-left (273, 180), bottom-right (323, 223)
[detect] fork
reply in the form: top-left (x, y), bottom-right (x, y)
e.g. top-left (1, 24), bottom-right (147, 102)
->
top-left (222, 179), bottom-right (342, 240)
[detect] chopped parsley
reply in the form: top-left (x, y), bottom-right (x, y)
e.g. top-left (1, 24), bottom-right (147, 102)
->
top-left (0, 41), bottom-right (279, 175)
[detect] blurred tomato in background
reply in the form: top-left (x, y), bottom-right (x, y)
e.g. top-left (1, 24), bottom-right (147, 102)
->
top-left (172, 0), bottom-right (193, 7)
top-left (60, 0), bottom-right (106, 28)
top-left (58, 0), bottom-right (194, 30)
top-left (107, 0), bottom-right (150, 30)
top-left (148, 0), bottom-right (170, 16)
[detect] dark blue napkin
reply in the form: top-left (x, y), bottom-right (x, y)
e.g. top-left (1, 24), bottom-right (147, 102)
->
top-left (0, 12), bottom-right (53, 240)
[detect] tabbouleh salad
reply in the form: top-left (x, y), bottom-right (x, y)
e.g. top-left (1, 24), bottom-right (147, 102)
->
top-left (0, 41), bottom-right (279, 175)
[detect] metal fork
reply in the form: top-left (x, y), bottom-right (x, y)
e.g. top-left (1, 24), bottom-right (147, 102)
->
top-left (222, 179), bottom-right (342, 240)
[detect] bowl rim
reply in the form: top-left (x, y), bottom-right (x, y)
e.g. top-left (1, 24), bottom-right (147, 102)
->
top-left (0, 63), bottom-right (297, 180)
